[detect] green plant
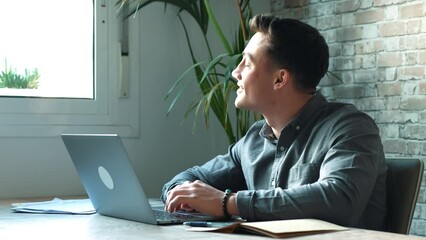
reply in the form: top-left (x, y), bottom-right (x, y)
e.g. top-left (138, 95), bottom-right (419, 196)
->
top-left (0, 59), bottom-right (40, 89)
top-left (116, 0), bottom-right (261, 145)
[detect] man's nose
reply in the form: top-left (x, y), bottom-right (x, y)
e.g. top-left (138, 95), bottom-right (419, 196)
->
top-left (232, 67), bottom-right (241, 81)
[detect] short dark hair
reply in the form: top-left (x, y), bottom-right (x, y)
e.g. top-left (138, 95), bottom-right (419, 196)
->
top-left (249, 14), bottom-right (329, 92)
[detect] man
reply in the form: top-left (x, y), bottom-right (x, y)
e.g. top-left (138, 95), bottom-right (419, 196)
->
top-left (161, 14), bottom-right (387, 230)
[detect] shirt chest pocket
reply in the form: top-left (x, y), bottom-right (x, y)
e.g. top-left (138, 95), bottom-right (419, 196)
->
top-left (287, 163), bottom-right (319, 187)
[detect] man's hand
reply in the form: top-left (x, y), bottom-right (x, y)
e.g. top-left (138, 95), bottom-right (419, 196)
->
top-left (165, 180), bottom-right (234, 217)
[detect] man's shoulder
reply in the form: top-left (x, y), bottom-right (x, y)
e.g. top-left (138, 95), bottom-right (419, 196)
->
top-left (321, 101), bottom-right (378, 132)
top-left (302, 94), bottom-right (369, 125)
top-left (327, 102), bottom-right (372, 120)
top-left (327, 101), bottom-right (357, 112)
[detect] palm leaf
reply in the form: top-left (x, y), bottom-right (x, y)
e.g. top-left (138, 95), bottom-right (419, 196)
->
top-left (116, 0), bottom-right (209, 34)
top-left (116, 0), bottom-right (257, 144)
top-left (198, 53), bottom-right (230, 86)
top-left (203, 0), bottom-right (232, 53)
top-left (165, 61), bottom-right (205, 100)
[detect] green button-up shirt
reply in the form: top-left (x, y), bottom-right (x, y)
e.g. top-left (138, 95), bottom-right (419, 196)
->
top-left (162, 94), bottom-right (387, 230)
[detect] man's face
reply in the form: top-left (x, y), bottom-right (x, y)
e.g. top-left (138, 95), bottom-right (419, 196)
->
top-left (232, 32), bottom-right (279, 113)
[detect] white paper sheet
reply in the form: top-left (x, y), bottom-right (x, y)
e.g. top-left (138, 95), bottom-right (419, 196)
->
top-left (11, 198), bottom-right (96, 215)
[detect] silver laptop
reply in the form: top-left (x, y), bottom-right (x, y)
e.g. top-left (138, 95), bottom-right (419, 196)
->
top-left (61, 133), bottom-right (218, 225)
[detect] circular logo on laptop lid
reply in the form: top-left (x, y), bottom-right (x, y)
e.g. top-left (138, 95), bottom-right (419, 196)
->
top-left (98, 166), bottom-right (114, 190)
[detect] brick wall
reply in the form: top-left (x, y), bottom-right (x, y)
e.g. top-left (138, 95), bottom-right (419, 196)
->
top-left (270, 0), bottom-right (426, 236)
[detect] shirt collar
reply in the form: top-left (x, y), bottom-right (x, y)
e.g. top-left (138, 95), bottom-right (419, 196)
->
top-left (260, 122), bottom-right (276, 141)
top-left (288, 93), bottom-right (328, 130)
top-left (260, 93), bottom-right (328, 140)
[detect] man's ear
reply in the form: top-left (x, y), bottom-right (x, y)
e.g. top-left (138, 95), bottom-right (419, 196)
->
top-left (274, 69), bottom-right (289, 90)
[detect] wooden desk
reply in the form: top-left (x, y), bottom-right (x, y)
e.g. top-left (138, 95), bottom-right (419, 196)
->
top-left (0, 198), bottom-right (424, 240)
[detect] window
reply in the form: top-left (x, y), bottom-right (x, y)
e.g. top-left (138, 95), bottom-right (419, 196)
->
top-left (0, 0), bottom-right (140, 137)
top-left (0, 0), bottom-right (93, 99)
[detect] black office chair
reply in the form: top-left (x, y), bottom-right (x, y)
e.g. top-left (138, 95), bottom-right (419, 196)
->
top-left (385, 158), bottom-right (424, 234)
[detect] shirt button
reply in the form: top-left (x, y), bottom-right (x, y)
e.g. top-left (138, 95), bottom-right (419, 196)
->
top-left (296, 126), bottom-right (301, 130)
top-left (271, 181), bottom-right (275, 186)
top-left (280, 146), bottom-right (285, 151)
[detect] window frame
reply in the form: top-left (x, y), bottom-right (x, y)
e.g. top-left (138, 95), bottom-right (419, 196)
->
top-left (0, 0), bottom-right (140, 137)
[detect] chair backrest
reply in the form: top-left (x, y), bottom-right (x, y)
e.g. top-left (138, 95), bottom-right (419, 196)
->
top-left (385, 158), bottom-right (424, 234)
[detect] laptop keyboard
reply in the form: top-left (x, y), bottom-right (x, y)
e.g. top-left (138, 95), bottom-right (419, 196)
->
top-left (153, 209), bottom-right (201, 220)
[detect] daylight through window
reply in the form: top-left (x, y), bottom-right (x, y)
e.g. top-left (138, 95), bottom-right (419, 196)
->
top-left (0, 0), bottom-right (93, 98)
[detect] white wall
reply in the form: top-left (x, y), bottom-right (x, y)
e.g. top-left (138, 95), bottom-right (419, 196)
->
top-left (0, 1), bottom-right (269, 199)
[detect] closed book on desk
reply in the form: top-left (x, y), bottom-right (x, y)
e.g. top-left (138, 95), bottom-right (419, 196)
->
top-left (186, 218), bottom-right (349, 238)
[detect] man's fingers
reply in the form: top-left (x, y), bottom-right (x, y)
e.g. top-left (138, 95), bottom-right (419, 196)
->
top-left (166, 194), bottom-right (194, 212)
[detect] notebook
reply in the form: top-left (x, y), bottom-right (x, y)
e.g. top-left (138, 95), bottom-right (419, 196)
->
top-left (61, 133), bottom-right (219, 225)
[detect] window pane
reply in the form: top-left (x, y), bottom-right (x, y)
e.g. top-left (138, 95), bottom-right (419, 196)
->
top-left (0, 0), bottom-right (93, 98)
